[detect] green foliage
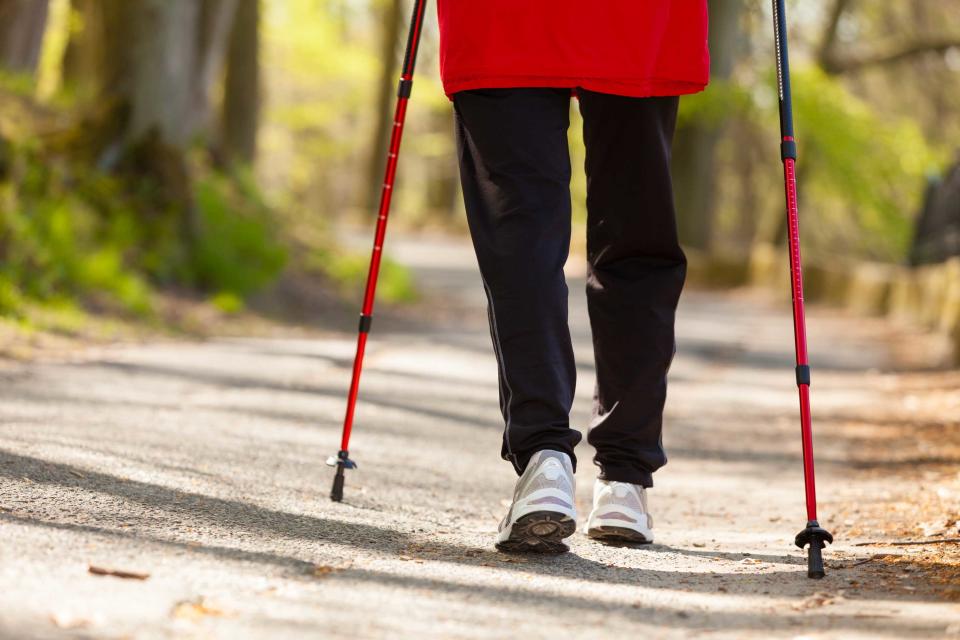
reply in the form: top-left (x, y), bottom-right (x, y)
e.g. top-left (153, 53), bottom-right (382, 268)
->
top-left (679, 79), bottom-right (757, 128)
top-left (1, 1), bottom-right (424, 326)
top-left (0, 276), bottom-right (25, 316)
top-left (0, 137), bottom-right (287, 320)
top-left (210, 291), bottom-right (245, 314)
top-left (790, 66), bottom-right (940, 259)
top-left (0, 70), bottom-right (36, 98)
top-left (318, 250), bottom-right (417, 304)
top-left (262, 0), bottom-right (380, 199)
top-left (0, 150), bottom-right (154, 316)
top-left (680, 66), bottom-right (941, 261)
top-left (190, 171), bottom-right (287, 297)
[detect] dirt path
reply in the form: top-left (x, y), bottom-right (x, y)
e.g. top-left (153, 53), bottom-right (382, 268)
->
top-left (1, 233), bottom-right (958, 639)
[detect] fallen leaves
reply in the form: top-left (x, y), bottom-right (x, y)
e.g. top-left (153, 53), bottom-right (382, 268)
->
top-left (874, 551), bottom-right (960, 601)
top-left (172, 597), bottom-right (228, 620)
top-left (88, 565), bottom-right (150, 580)
top-left (919, 517), bottom-right (958, 538)
top-left (311, 563), bottom-right (350, 577)
top-left (791, 591), bottom-right (840, 611)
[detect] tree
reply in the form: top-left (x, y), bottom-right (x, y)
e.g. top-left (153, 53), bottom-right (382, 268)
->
top-left (63, 0), bottom-right (243, 150)
top-left (60, 0), bottom-right (101, 96)
top-left (192, 0), bottom-right (240, 138)
top-left (818, 0), bottom-right (960, 74)
top-left (363, 0), bottom-right (403, 217)
top-left (671, 0), bottom-right (744, 252)
top-left (0, 0), bottom-right (49, 76)
top-left (219, 0), bottom-right (259, 166)
top-left (96, 0), bottom-right (202, 149)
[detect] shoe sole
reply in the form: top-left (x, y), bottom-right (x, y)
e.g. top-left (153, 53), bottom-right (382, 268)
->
top-left (587, 525), bottom-right (653, 545)
top-left (495, 511), bottom-right (576, 553)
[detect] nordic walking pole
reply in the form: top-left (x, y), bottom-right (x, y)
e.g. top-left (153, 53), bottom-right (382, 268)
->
top-left (771, 0), bottom-right (833, 578)
top-left (327, 0), bottom-right (429, 502)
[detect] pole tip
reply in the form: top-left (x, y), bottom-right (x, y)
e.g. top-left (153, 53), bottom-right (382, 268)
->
top-left (330, 465), bottom-right (345, 502)
top-left (807, 542), bottom-right (826, 579)
top-left (796, 522), bottom-right (832, 579)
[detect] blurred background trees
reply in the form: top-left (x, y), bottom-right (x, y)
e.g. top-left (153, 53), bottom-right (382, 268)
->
top-left (0, 0), bottom-right (48, 75)
top-left (0, 0), bottom-right (958, 326)
top-left (672, 0), bottom-right (959, 261)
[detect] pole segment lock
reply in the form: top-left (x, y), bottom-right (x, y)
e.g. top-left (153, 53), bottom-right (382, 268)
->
top-left (327, 0), bottom-right (429, 503)
top-left (771, 0), bottom-right (834, 578)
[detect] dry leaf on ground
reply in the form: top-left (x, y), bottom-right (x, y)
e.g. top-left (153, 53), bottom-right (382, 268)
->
top-left (88, 565), bottom-right (149, 580)
top-left (312, 564), bottom-right (349, 577)
top-left (792, 591), bottom-right (839, 611)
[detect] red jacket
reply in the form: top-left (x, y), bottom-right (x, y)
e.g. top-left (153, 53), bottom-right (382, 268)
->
top-left (436, 1), bottom-right (710, 98)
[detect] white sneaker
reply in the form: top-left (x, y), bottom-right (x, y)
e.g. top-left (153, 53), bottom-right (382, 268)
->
top-left (495, 450), bottom-right (577, 553)
top-left (585, 479), bottom-right (654, 544)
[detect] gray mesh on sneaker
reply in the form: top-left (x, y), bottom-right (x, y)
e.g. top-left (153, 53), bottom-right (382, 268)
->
top-left (500, 450), bottom-right (574, 532)
top-left (597, 484), bottom-right (647, 513)
top-left (515, 451), bottom-right (573, 500)
top-left (536, 450), bottom-right (574, 474)
top-left (594, 482), bottom-right (653, 530)
top-left (526, 472), bottom-right (572, 496)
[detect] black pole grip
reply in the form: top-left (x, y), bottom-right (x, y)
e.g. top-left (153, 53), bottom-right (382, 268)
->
top-left (400, 0), bottom-right (428, 77)
top-left (772, 0), bottom-right (795, 138)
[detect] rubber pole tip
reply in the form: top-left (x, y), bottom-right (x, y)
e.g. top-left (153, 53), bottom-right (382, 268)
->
top-left (330, 467), bottom-right (345, 502)
top-left (807, 542), bottom-right (826, 579)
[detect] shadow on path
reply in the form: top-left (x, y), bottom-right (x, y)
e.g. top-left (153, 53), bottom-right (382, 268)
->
top-left (0, 512), bottom-right (941, 638)
top-left (0, 448), bottom-right (952, 610)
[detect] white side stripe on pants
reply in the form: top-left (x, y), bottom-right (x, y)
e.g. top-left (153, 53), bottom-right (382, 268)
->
top-left (480, 275), bottom-right (520, 473)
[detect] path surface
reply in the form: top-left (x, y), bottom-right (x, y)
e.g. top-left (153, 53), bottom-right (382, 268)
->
top-left (1, 234), bottom-right (958, 639)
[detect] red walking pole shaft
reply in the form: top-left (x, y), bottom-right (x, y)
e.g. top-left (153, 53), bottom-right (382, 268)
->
top-left (782, 152), bottom-right (817, 522)
top-left (772, 0), bottom-right (833, 578)
top-left (340, 92), bottom-right (412, 452)
top-left (329, 0), bottom-right (429, 502)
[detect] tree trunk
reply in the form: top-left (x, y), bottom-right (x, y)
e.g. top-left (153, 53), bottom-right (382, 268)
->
top-left (96, 0), bottom-right (200, 149)
top-left (363, 0), bottom-right (403, 217)
top-left (191, 0), bottom-right (239, 139)
top-left (0, 0), bottom-right (49, 75)
top-left (60, 0), bottom-right (108, 99)
top-left (219, 0), bottom-right (259, 166)
top-left (671, 0), bottom-right (744, 252)
top-left (76, 0), bottom-right (205, 245)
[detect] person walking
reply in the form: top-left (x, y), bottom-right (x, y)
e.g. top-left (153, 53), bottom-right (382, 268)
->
top-left (437, 1), bottom-right (710, 551)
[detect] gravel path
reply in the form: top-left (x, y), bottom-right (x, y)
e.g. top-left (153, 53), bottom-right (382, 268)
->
top-left (1, 233), bottom-right (958, 639)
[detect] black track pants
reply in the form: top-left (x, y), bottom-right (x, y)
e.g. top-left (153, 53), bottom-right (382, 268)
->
top-left (453, 88), bottom-right (685, 487)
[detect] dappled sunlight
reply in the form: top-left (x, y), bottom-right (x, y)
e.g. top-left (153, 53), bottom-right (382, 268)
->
top-left (2, 0), bottom-right (960, 637)
top-left (2, 232), bottom-right (959, 636)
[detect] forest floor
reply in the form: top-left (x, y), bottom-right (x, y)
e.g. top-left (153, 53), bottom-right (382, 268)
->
top-left (0, 232), bottom-right (959, 639)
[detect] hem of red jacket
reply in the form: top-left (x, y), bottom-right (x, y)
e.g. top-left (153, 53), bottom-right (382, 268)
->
top-left (441, 75), bottom-right (708, 100)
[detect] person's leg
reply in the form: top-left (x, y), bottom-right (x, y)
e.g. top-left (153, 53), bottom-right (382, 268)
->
top-left (577, 89), bottom-right (685, 488)
top-left (453, 88), bottom-right (582, 475)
